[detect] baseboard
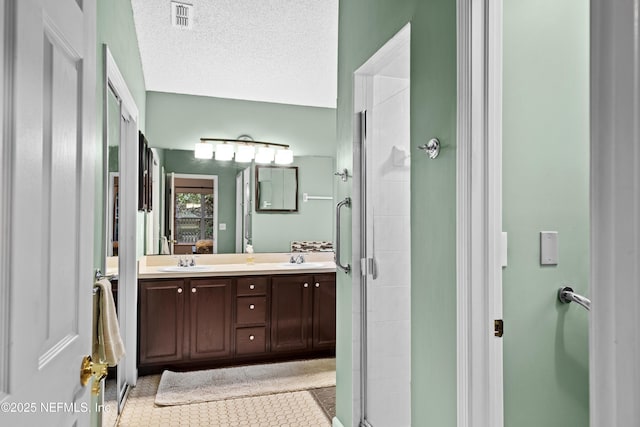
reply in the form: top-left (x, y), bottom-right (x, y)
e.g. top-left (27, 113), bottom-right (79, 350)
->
top-left (332, 416), bottom-right (345, 427)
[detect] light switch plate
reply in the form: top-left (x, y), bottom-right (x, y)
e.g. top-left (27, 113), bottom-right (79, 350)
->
top-left (540, 231), bottom-right (558, 265)
top-left (219, 223), bottom-right (226, 231)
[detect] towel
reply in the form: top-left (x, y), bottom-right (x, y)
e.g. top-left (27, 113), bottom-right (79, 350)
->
top-left (92, 279), bottom-right (125, 367)
top-left (161, 236), bottom-right (170, 255)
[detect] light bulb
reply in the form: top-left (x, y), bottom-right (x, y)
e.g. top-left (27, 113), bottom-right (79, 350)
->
top-left (215, 142), bottom-right (235, 161)
top-left (235, 144), bottom-right (255, 163)
top-left (274, 148), bottom-right (294, 165)
top-left (194, 141), bottom-right (213, 159)
top-left (255, 146), bottom-right (275, 164)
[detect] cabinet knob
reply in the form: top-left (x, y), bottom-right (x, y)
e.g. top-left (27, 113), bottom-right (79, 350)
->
top-left (249, 335), bottom-right (255, 341)
top-left (249, 284), bottom-right (255, 290)
top-left (249, 304), bottom-right (255, 310)
top-left (177, 288), bottom-right (183, 294)
top-left (304, 283), bottom-right (309, 288)
top-left (315, 283), bottom-right (320, 288)
top-left (191, 288), bottom-right (196, 293)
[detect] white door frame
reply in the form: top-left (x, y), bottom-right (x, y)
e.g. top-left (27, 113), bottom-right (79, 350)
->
top-left (105, 45), bottom-right (139, 389)
top-left (0, 0), bottom-right (10, 399)
top-left (590, 1), bottom-right (640, 425)
top-left (172, 173), bottom-right (219, 254)
top-left (456, 0), bottom-right (504, 426)
top-left (465, 1), bottom-right (640, 426)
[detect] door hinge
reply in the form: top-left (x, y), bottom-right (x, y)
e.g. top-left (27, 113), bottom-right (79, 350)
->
top-left (360, 257), bottom-right (376, 277)
top-left (494, 319), bottom-right (504, 337)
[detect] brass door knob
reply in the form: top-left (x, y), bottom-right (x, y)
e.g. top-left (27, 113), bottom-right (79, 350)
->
top-left (80, 355), bottom-right (108, 396)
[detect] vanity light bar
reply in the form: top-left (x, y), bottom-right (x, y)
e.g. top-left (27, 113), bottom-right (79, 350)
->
top-left (197, 138), bottom-right (293, 164)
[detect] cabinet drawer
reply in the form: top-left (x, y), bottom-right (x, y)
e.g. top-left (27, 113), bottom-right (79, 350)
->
top-left (236, 277), bottom-right (268, 296)
top-left (236, 327), bottom-right (266, 355)
top-left (236, 296), bottom-right (267, 325)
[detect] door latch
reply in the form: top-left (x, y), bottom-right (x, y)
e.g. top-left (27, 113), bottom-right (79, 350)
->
top-left (494, 319), bottom-right (504, 337)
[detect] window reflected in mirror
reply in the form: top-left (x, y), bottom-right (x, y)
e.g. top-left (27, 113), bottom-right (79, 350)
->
top-left (173, 176), bottom-right (216, 254)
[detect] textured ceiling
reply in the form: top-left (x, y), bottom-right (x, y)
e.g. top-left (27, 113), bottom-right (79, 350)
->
top-left (130, 0), bottom-right (338, 108)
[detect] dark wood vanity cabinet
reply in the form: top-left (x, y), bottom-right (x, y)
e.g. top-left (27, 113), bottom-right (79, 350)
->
top-left (271, 275), bottom-right (313, 352)
top-left (138, 278), bottom-right (232, 367)
top-left (235, 276), bottom-right (269, 356)
top-left (138, 272), bottom-right (335, 372)
top-left (189, 278), bottom-right (233, 360)
top-left (138, 279), bottom-right (185, 365)
top-left (271, 273), bottom-right (336, 352)
top-left (312, 274), bottom-right (337, 349)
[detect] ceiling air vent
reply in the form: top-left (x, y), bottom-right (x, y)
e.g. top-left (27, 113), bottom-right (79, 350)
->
top-left (171, 1), bottom-right (193, 29)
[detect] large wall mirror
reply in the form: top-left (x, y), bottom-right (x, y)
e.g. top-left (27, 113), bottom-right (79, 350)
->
top-left (255, 166), bottom-right (299, 212)
top-left (147, 151), bottom-right (334, 254)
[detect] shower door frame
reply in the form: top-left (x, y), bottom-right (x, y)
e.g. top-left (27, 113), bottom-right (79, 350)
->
top-left (352, 23), bottom-right (412, 427)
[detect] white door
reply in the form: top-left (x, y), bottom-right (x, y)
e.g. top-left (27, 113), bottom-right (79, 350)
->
top-left (1, 0), bottom-right (96, 425)
top-left (235, 167), bottom-right (251, 252)
top-left (168, 172), bottom-right (175, 254)
top-left (243, 168), bottom-right (251, 250)
top-left (235, 171), bottom-right (243, 252)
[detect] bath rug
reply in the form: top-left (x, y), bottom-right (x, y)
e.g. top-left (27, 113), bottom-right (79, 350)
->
top-left (155, 358), bottom-right (336, 406)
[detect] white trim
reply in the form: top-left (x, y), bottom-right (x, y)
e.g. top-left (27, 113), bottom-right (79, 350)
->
top-left (105, 46), bottom-right (138, 122)
top-left (104, 45), bottom-right (140, 390)
top-left (332, 416), bottom-right (345, 427)
top-left (590, 1), bottom-right (640, 425)
top-left (0, 0), bottom-right (14, 399)
top-left (457, 1), bottom-right (503, 426)
top-left (172, 173), bottom-right (219, 254)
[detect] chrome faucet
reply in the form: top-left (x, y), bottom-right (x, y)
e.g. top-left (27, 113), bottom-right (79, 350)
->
top-left (290, 254), bottom-right (305, 264)
top-left (177, 255), bottom-right (196, 267)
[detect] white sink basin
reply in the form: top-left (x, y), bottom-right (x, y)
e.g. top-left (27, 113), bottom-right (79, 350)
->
top-left (158, 266), bottom-right (215, 273)
top-left (278, 262), bottom-right (325, 268)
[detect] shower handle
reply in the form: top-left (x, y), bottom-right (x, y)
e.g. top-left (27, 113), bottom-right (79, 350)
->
top-left (335, 197), bottom-right (352, 274)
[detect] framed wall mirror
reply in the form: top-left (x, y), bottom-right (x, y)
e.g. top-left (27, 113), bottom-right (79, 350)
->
top-left (255, 165), bottom-right (299, 212)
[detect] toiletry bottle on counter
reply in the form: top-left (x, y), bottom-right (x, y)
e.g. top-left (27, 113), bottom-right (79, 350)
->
top-left (246, 244), bottom-right (255, 264)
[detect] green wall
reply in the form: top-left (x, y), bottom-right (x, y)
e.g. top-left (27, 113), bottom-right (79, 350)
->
top-left (95, 0), bottom-right (147, 266)
top-left (163, 149), bottom-right (242, 254)
top-left (337, 1), bottom-right (457, 426)
top-left (503, 1), bottom-right (590, 426)
top-left (146, 91), bottom-right (336, 157)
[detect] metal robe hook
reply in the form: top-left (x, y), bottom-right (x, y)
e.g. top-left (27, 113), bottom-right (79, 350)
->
top-left (417, 138), bottom-right (441, 159)
top-left (334, 168), bottom-right (349, 182)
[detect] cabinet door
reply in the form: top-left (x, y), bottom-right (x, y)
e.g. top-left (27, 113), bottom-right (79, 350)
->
top-left (139, 280), bottom-right (185, 365)
top-left (271, 275), bottom-right (313, 352)
top-left (189, 278), bottom-right (232, 359)
top-left (312, 274), bottom-right (336, 349)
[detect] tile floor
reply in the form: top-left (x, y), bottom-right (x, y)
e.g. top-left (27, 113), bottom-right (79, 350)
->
top-left (111, 375), bottom-right (332, 427)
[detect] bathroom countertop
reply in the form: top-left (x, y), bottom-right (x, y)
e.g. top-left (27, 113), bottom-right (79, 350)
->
top-left (138, 261), bottom-right (337, 279)
top-left (137, 253), bottom-right (337, 279)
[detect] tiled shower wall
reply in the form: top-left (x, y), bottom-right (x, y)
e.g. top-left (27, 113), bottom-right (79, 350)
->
top-left (365, 73), bottom-right (411, 427)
